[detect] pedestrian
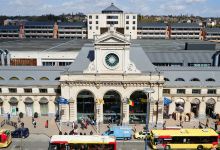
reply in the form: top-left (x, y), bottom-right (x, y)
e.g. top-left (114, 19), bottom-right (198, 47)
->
top-left (72, 121), bottom-right (75, 129)
top-left (64, 132), bottom-right (67, 135)
top-left (215, 122), bottom-right (218, 131)
top-left (90, 131), bottom-right (93, 135)
top-left (7, 113), bottom-right (10, 121)
top-left (32, 117), bottom-right (34, 123)
top-left (21, 122), bottom-right (24, 128)
top-left (45, 120), bottom-right (48, 128)
top-left (80, 132), bottom-right (82, 135)
top-left (163, 121), bottom-right (166, 129)
top-left (59, 131), bottom-right (62, 135)
top-left (84, 133), bottom-right (86, 135)
top-left (206, 118), bottom-right (209, 128)
top-left (199, 122), bottom-right (203, 129)
top-left (33, 120), bottom-right (36, 128)
top-left (17, 116), bottom-right (21, 123)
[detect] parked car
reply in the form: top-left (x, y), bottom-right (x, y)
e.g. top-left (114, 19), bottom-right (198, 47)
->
top-left (134, 131), bottom-right (150, 140)
top-left (11, 128), bottom-right (29, 138)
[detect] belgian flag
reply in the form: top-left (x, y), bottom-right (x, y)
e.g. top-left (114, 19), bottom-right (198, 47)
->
top-left (129, 100), bottom-right (134, 106)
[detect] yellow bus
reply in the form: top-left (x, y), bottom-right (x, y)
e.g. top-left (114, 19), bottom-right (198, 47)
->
top-left (49, 135), bottom-right (116, 150)
top-left (149, 128), bottom-right (219, 150)
top-left (0, 129), bottom-right (12, 148)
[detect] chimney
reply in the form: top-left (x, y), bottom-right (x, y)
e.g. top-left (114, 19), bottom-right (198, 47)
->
top-left (19, 24), bottom-right (25, 39)
top-left (199, 26), bottom-right (206, 41)
top-left (165, 25), bottom-right (172, 39)
top-left (53, 22), bottom-right (59, 39)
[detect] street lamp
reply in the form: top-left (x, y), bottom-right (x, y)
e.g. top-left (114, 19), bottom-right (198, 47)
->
top-left (143, 88), bottom-right (155, 150)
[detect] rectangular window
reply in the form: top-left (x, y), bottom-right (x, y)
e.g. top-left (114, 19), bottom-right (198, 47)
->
top-left (126, 15), bottom-right (129, 19)
top-left (126, 21), bottom-right (129, 24)
top-left (0, 88), bottom-right (2, 93)
top-left (89, 15), bottom-right (92, 19)
top-left (89, 26), bottom-right (92, 30)
top-left (192, 89), bottom-right (201, 94)
top-left (106, 21), bottom-right (118, 24)
top-left (133, 26), bottom-right (136, 30)
top-left (126, 26), bottom-right (129, 30)
top-left (9, 88), bottom-right (17, 93)
top-left (96, 21), bottom-right (98, 24)
top-left (107, 16), bottom-right (118, 19)
top-left (39, 88), bottom-right (48, 93)
top-left (24, 88), bottom-right (32, 93)
top-left (96, 15), bottom-right (98, 19)
top-left (207, 89), bottom-right (216, 94)
top-left (54, 88), bottom-right (61, 94)
top-left (133, 21), bottom-right (136, 24)
top-left (133, 16), bottom-right (136, 19)
top-left (89, 21), bottom-right (92, 24)
top-left (96, 26), bottom-right (99, 30)
top-left (42, 62), bottom-right (55, 66)
top-left (163, 89), bottom-right (170, 94)
top-left (177, 89), bottom-right (185, 94)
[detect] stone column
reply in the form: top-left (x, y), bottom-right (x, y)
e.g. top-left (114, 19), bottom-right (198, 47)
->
top-left (3, 97), bottom-right (10, 115)
top-left (34, 96), bottom-right (40, 114)
top-left (169, 99), bottom-right (175, 115)
top-left (122, 102), bottom-right (129, 124)
top-left (214, 99), bottom-right (220, 114)
top-left (184, 101), bottom-right (191, 113)
top-left (149, 101), bottom-right (156, 129)
top-left (18, 97), bottom-right (25, 115)
top-left (156, 101), bottom-right (164, 129)
top-left (60, 104), bottom-right (69, 122)
top-left (199, 101), bottom-right (206, 119)
top-left (69, 98), bottom-right (76, 122)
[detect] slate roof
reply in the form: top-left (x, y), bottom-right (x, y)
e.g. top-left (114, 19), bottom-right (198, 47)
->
top-left (0, 25), bottom-right (19, 31)
top-left (137, 22), bottom-right (167, 28)
top-left (171, 23), bottom-right (200, 28)
top-left (66, 44), bottom-right (156, 74)
top-left (102, 3), bottom-right (123, 13)
top-left (24, 21), bottom-right (54, 26)
top-left (58, 22), bottom-right (86, 27)
top-left (157, 66), bottom-right (220, 87)
top-left (0, 66), bottom-right (66, 86)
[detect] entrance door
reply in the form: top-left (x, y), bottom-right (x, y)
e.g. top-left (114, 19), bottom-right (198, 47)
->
top-left (26, 104), bottom-right (33, 116)
top-left (11, 105), bottom-right (17, 116)
top-left (206, 104), bottom-right (214, 117)
top-left (191, 104), bottom-right (199, 118)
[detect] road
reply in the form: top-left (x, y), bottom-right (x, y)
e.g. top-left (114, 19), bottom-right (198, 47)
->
top-left (4, 134), bottom-right (147, 150)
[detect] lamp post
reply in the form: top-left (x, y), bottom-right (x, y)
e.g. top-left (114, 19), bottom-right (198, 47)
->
top-left (143, 88), bottom-right (155, 150)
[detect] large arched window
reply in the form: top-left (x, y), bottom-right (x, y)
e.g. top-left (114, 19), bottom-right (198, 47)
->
top-left (40, 77), bottom-right (49, 80)
top-left (9, 77), bottom-right (19, 80)
top-left (164, 78), bottom-right (170, 81)
top-left (175, 78), bottom-right (185, 81)
top-left (25, 77), bottom-right (35, 80)
top-left (190, 78), bottom-right (200, 82)
top-left (206, 78), bottom-right (215, 82)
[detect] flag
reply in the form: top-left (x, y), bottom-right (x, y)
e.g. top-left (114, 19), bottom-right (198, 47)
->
top-left (129, 100), bottom-right (134, 106)
top-left (140, 98), bottom-right (147, 103)
top-left (57, 97), bottom-right (69, 104)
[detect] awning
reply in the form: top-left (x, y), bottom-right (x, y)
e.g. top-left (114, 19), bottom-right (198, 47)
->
top-left (39, 97), bottom-right (49, 104)
top-left (24, 97), bottom-right (34, 104)
top-left (164, 97), bottom-right (172, 106)
top-left (9, 97), bottom-right (18, 104)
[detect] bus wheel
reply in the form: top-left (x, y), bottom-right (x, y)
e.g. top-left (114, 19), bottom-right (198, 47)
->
top-left (164, 145), bottom-right (171, 150)
top-left (197, 145), bottom-right (203, 150)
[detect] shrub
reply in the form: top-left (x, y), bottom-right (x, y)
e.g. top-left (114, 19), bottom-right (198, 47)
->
top-left (34, 112), bottom-right (38, 118)
top-left (19, 112), bottom-right (23, 118)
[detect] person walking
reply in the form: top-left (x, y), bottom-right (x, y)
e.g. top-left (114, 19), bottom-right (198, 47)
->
top-left (7, 113), bottom-right (10, 123)
top-left (90, 131), bottom-right (93, 135)
top-left (32, 119), bottom-right (36, 128)
top-left (45, 120), bottom-right (48, 128)
top-left (205, 118), bottom-right (209, 128)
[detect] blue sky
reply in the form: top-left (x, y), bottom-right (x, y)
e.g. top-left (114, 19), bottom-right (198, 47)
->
top-left (0, 0), bottom-right (219, 17)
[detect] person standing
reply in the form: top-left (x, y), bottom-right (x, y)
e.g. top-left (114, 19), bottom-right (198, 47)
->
top-left (45, 120), bottom-right (48, 128)
top-left (7, 113), bottom-right (11, 122)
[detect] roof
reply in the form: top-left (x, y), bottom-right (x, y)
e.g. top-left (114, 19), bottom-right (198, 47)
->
top-left (137, 22), bottom-right (166, 28)
top-left (157, 66), bottom-right (220, 87)
top-left (102, 3), bottom-right (123, 14)
top-left (58, 22), bottom-right (86, 27)
top-left (206, 28), bottom-right (220, 33)
top-left (66, 44), bottom-right (156, 74)
top-left (0, 25), bottom-right (19, 31)
top-left (171, 23), bottom-right (200, 28)
top-left (0, 66), bottom-right (66, 87)
top-left (151, 129), bottom-right (218, 137)
top-left (50, 135), bottom-right (115, 144)
top-left (24, 21), bottom-right (54, 26)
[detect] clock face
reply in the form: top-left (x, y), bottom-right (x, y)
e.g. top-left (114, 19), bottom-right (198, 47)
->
top-left (105, 53), bottom-right (119, 68)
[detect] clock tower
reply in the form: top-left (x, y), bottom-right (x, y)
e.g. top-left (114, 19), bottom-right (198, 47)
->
top-left (84, 27), bottom-right (140, 74)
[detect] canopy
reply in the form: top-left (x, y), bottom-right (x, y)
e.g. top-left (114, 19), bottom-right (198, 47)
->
top-left (57, 97), bottom-right (69, 104)
top-left (164, 97), bottom-right (172, 106)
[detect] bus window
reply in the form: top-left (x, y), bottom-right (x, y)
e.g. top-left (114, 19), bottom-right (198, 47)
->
top-left (69, 144), bottom-right (114, 150)
top-left (49, 144), bottom-right (67, 150)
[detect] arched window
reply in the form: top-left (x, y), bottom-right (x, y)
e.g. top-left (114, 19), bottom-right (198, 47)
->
top-left (190, 78), bottom-right (200, 82)
top-left (164, 78), bottom-right (170, 81)
top-left (55, 77), bottom-right (60, 80)
top-left (9, 77), bottom-right (19, 80)
top-left (206, 78), bottom-right (215, 82)
top-left (175, 78), bottom-right (185, 81)
top-left (40, 77), bottom-right (49, 80)
top-left (25, 77), bottom-right (35, 80)
top-left (0, 76), bottom-right (4, 80)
